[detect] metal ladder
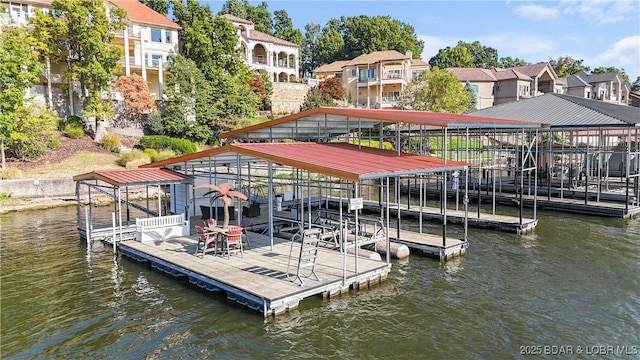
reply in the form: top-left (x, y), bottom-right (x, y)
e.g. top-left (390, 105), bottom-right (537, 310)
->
top-left (287, 228), bottom-right (322, 286)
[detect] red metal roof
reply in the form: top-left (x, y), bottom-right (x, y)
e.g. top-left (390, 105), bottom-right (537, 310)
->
top-left (73, 168), bottom-right (192, 187)
top-left (142, 143), bottom-right (468, 182)
top-left (108, 0), bottom-right (180, 29)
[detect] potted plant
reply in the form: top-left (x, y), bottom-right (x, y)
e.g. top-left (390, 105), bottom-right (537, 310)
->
top-left (194, 183), bottom-right (247, 228)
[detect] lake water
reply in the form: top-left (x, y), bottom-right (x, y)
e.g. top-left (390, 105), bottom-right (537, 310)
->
top-left (1, 205), bottom-right (639, 359)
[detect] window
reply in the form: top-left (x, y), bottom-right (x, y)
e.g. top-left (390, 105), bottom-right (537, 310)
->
top-left (351, 69), bottom-right (356, 77)
top-left (358, 68), bottom-right (377, 81)
top-left (165, 31), bottom-right (171, 44)
top-left (336, 73), bottom-right (342, 78)
top-left (387, 69), bottom-right (402, 78)
top-left (386, 91), bottom-right (400, 101)
top-left (151, 54), bottom-right (162, 66)
top-left (151, 28), bottom-right (162, 42)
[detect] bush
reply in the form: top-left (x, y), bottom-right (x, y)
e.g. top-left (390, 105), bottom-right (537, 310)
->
top-left (116, 149), bottom-right (150, 167)
top-left (0, 167), bottom-right (23, 179)
top-left (49, 138), bottom-right (59, 149)
top-left (143, 148), bottom-right (158, 160)
top-left (140, 135), bottom-right (196, 155)
top-left (67, 115), bottom-right (84, 127)
top-left (64, 124), bottom-right (84, 139)
top-left (101, 132), bottom-right (121, 153)
top-left (154, 149), bottom-right (176, 161)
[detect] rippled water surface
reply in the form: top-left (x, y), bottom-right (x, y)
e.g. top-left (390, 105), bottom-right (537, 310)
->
top-left (1, 206), bottom-right (639, 359)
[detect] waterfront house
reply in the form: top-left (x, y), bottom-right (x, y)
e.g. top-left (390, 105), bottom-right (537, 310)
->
top-left (566, 71), bottom-right (630, 106)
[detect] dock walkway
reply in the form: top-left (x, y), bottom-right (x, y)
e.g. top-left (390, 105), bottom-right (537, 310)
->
top-left (118, 231), bottom-right (390, 318)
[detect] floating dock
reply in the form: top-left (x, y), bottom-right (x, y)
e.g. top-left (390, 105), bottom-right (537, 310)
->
top-left (385, 227), bottom-right (467, 260)
top-left (329, 199), bottom-right (537, 235)
top-left (117, 231), bottom-right (390, 318)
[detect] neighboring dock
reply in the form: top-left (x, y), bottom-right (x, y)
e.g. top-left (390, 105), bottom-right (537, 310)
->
top-left (117, 231), bottom-right (390, 318)
top-left (386, 227), bottom-right (467, 260)
top-left (329, 198), bottom-right (538, 235)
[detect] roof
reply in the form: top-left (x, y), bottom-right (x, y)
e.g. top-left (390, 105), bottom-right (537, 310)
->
top-left (492, 68), bottom-right (532, 81)
top-left (313, 60), bottom-right (351, 74)
top-left (472, 93), bottom-right (640, 128)
top-left (504, 62), bottom-right (552, 78)
top-left (221, 13), bottom-right (253, 25)
top-left (73, 168), bottom-right (193, 187)
top-left (347, 50), bottom-right (409, 66)
top-left (447, 68), bottom-right (497, 82)
top-left (219, 106), bottom-right (544, 141)
top-left (142, 143), bottom-right (469, 181)
top-left (243, 28), bottom-right (299, 48)
top-left (411, 59), bottom-right (429, 67)
top-left (108, 0), bottom-right (180, 29)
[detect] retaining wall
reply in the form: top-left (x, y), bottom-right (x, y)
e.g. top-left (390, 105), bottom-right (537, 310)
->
top-left (0, 178), bottom-right (76, 198)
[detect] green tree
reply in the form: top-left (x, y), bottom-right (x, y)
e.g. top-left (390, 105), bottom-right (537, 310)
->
top-left (32, 0), bottom-right (126, 133)
top-left (148, 55), bottom-right (213, 143)
top-left (0, 27), bottom-right (45, 167)
top-left (631, 77), bottom-right (640, 92)
top-left (140, 0), bottom-right (169, 16)
top-left (550, 56), bottom-right (590, 78)
top-left (429, 41), bottom-right (497, 69)
top-left (499, 56), bottom-right (528, 68)
top-left (273, 9), bottom-right (302, 45)
top-left (338, 15), bottom-right (423, 61)
top-left (464, 81), bottom-right (477, 112)
top-left (218, 0), bottom-right (272, 34)
top-left (300, 23), bottom-right (321, 78)
top-left (397, 68), bottom-right (471, 113)
top-left (593, 66), bottom-right (630, 84)
top-left (317, 19), bottom-right (344, 65)
top-left (6, 103), bottom-right (58, 160)
top-left (299, 86), bottom-right (335, 111)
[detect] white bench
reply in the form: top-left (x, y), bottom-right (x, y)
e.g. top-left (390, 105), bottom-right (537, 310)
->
top-left (135, 214), bottom-right (190, 242)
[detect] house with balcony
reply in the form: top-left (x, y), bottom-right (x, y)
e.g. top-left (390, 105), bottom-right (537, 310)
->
top-left (448, 62), bottom-right (563, 110)
top-left (565, 71), bottom-right (630, 105)
top-left (312, 50), bottom-right (429, 108)
top-left (222, 14), bottom-right (299, 83)
top-left (1, 0), bottom-right (179, 117)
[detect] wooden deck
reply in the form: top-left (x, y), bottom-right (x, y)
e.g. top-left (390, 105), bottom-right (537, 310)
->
top-left (117, 231), bottom-right (391, 318)
top-left (386, 227), bottom-right (467, 261)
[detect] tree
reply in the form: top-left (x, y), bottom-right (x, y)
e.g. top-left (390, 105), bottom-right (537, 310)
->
top-left (195, 183), bottom-right (248, 228)
top-left (499, 56), bottom-right (528, 68)
top-left (318, 76), bottom-right (345, 101)
top-left (273, 9), bottom-right (302, 45)
top-left (113, 74), bottom-right (157, 127)
top-left (464, 81), bottom-right (477, 112)
top-left (140, 0), bottom-right (169, 16)
top-left (317, 19), bottom-right (344, 65)
top-left (550, 56), bottom-right (590, 78)
top-left (32, 0), bottom-right (126, 134)
top-left (0, 27), bottom-right (47, 166)
top-left (5, 103), bottom-right (58, 161)
top-left (218, 0), bottom-right (272, 34)
top-left (299, 23), bottom-right (321, 78)
top-left (149, 55), bottom-right (213, 144)
top-left (593, 66), bottom-right (630, 84)
top-left (631, 77), bottom-right (640, 92)
top-left (299, 86), bottom-right (335, 112)
top-left (396, 68), bottom-right (471, 113)
top-left (429, 41), bottom-right (498, 69)
top-left (249, 69), bottom-right (273, 111)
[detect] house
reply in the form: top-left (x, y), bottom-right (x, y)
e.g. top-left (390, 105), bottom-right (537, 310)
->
top-left (311, 50), bottom-right (430, 108)
top-left (222, 14), bottom-right (299, 83)
top-left (1, 0), bottom-right (179, 117)
top-left (448, 62), bottom-right (562, 110)
top-left (630, 91), bottom-right (640, 108)
top-left (566, 71), bottom-right (630, 105)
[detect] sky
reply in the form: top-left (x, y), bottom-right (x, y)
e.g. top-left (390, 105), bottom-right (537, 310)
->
top-left (204, 0), bottom-right (640, 82)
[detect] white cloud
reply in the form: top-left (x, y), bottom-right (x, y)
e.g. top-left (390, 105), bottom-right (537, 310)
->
top-left (590, 35), bottom-right (640, 78)
top-left (559, 0), bottom-right (638, 25)
top-left (515, 4), bottom-right (560, 21)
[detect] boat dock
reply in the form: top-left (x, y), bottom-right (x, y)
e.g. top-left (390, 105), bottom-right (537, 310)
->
top-left (329, 199), bottom-right (538, 235)
top-left (386, 227), bottom-right (467, 260)
top-left (117, 231), bottom-right (390, 318)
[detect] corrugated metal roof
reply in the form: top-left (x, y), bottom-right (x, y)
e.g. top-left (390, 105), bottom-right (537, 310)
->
top-left (220, 106), bottom-right (543, 141)
top-left (142, 143), bottom-right (469, 181)
top-left (472, 93), bottom-right (640, 128)
top-left (73, 168), bottom-right (193, 187)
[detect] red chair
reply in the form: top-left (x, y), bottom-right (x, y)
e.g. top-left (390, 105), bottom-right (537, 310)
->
top-left (194, 225), bottom-right (218, 258)
top-left (222, 226), bottom-right (243, 259)
top-left (203, 218), bottom-right (217, 229)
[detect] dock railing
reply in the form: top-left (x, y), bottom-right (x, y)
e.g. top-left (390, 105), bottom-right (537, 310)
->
top-left (135, 214), bottom-right (189, 242)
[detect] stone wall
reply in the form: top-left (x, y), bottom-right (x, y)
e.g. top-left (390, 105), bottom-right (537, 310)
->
top-left (1, 178), bottom-right (76, 198)
top-left (271, 82), bottom-right (310, 114)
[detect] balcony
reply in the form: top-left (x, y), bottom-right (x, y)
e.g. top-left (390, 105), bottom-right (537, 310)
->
top-left (114, 28), bottom-right (141, 38)
top-left (252, 57), bottom-right (268, 65)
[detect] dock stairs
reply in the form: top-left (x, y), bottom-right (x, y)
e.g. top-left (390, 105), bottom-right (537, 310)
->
top-left (288, 228), bottom-right (322, 286)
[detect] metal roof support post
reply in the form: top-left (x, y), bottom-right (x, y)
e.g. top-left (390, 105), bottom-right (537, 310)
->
top-left (354, 181), bottom-right (359, 273)
top-left (492, 127), bottom-right (497, 215)
top-left (585, 129), bottom-right (590, 205)
top-left (519, 128), bottom-right (524, 227)
top-left (597, 127), bottom-right (602, 203)
top-left (157, 184), bottom-right (161, 216)
top-left (268, 162), bottom-right (274, 250)
top-left (75, 181), bottom-right (81, 229)
top-left (442, 128), bottom-right (448, 248)
top-left (464, 164), bottom-right (469, 242)
top-left (118, 187), bottom-right (123, 245)
top-left (236, 153), bottom-right (242, 225)
top-left (625, 128), bottom-right (631, 210)
top-left (419, 173), bottom-right (424, 232)
top-left (307, 171), bottom-right (312, 229)
top-left (386, 176), bottom-right (391, 264)
top-left (534, 128), bottom-right (538, 221)
top-left (396, 176), bottom-right (401, 242)
top-left (548, 131), bottom-right (552, 201)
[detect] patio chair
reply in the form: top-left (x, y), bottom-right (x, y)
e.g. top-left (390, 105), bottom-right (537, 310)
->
top-left (221, 225), bottom-right (243, 259)
top-left (194, 225), bottom-right (219, 258)
top-left (203, 218), bottom-right (217, 229)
